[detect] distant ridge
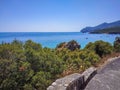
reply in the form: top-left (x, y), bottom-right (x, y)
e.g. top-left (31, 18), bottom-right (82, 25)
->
top-left (80, 20), bottom-right (120, 33)
top-left (90, 27), bottom-right (120, 34)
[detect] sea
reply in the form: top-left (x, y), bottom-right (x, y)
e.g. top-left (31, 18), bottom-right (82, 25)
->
top-left (0, 32), bottom-right (120, 49)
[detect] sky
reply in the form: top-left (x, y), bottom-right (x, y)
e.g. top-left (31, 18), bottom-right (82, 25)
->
top-left (0, 0), bottom-right (120, 32)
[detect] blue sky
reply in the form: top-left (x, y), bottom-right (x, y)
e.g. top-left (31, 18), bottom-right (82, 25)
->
top-left (0, 0), bottom-right (120, 32)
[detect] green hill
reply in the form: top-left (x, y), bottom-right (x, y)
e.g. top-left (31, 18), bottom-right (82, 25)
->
top-left (80, 20), bottom-right (120, 33)
top-left (90, 27), bottom-right (120, 34)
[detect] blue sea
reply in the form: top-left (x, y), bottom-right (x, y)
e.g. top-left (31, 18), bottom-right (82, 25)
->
top-left (0, 32), bottom-right (120, 49)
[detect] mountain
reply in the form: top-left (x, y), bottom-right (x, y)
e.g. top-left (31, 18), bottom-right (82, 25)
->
top-left (80, 20), bottom-right (120, 33)
top-left (90, 27), bottom-right (120, 34)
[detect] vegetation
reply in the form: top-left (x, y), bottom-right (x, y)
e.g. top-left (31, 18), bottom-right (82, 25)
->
top-left (85, 40), bottom-right (113, 57)
top-left (56, 40), bottom-right (80, 51)
top-left (114, 37), bottom-right (120, 52)
top-left (0, 38), bottom-right (119, 90)
top-left (90, 27), bottom-right (120, 34)
top-left (0, 40), bottom-right (63, 90)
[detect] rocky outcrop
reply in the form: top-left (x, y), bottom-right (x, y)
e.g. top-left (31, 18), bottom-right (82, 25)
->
top-left (47, 73), bottom-right (84, 90)
top-left (85, 57), bottom-right (120, 90)
top-left (85, 70), bottom-right (120, 90)
top-left (65, 40), bottom-right (80, 51)
top-left (56, 40), bottom-right (80, 51)
top-left (47, 67), bottom-right (97, 90)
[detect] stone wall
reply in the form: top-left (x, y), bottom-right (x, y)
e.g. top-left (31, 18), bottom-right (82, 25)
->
top-left (47, 67), bottom-right (97, 90)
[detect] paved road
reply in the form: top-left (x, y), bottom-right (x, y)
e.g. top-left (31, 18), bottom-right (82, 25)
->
top-left (85, 57), bottom-right (120, 90)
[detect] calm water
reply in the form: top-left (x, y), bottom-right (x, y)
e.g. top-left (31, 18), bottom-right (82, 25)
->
top-left (0, 32), bottom-right (120, 48)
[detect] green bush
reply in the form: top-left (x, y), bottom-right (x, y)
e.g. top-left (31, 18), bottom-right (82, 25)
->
top-left (85, 40), bottom-right (113, 57)
top-left (114, 37), bottom-right (120, 52)
top-left (0, 40), bottom-right (64, 90)
top-left (79, 50), bottom-right (100, 67)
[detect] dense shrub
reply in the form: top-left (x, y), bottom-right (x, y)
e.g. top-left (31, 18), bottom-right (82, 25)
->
top-left (0, 40), bottom-right (64, 90)
top-left (114, 37), bottom-right (120, 52)
top-left (85, 40), bottom-right (113, 57)
top-left (79, 50), bottom-right (100, 66)
top-left (0, 39), bottom-right (117, 89)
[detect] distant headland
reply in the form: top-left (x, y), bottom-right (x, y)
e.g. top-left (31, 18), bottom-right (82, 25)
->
top-left (80, 20), bottom-right (120, 34)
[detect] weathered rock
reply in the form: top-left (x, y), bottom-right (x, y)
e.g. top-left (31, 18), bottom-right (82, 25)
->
top-left (81, 67), bottom-right (97, 89)
top-left (47, 67), bottom-right (97, 90)
top-left (98, 58), bottom-right (120, 74)
top-left (82, 67), bottom-right (97, 82)
top-left (47, 73), bottom-right (84, 90)
top-left (85, 70), bottom-right (120, 90)
top-left (85, 58), bottom-right (120, 90)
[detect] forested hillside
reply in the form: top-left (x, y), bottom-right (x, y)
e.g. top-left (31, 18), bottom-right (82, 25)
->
top-left (81, 20), bottom-right (120, 33)
top-left (90, 27), bottom-right (120, 34)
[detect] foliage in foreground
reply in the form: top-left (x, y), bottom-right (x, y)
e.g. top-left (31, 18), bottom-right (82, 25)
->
top-left (114, 37), bottom-right (120, 52)
top-left (0, 38), bottom-right (119, 90)
top-left (0, 40), bottom-right (63, 90)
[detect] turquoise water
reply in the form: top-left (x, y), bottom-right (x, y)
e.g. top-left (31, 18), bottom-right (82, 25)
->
top-left (0, 32), bottom-right (120, 48)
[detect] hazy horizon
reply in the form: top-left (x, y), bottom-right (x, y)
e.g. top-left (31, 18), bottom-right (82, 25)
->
top-left (0, 0), bottom-right (120, 32)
